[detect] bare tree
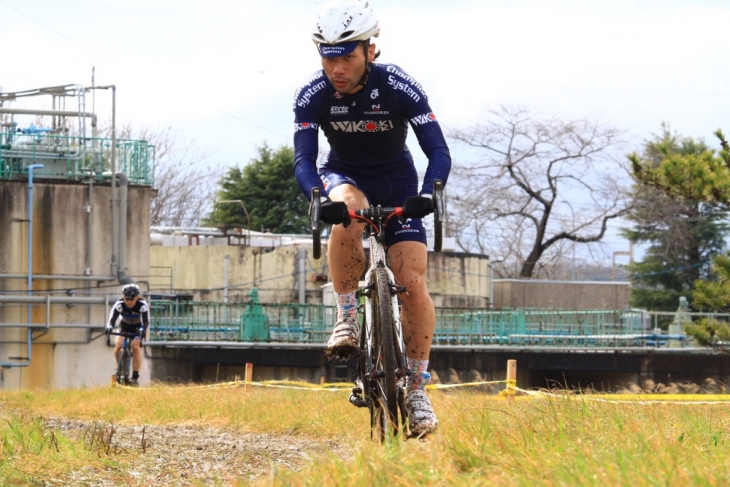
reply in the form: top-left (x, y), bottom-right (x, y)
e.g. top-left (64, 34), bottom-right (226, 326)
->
top-left (447, 106), bottom-right (632, 278)
top-left (117, 124), bottom-right (224, 227)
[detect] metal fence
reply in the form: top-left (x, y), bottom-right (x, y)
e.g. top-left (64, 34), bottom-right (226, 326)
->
top-left (148, 300), bottom-right (703, 348)
top-left (149, 300), bottom-right (336, 343)
top-left (0, 131), bottom-right (154, 186)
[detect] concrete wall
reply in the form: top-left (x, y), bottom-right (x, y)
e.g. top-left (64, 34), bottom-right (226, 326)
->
top-left (150, 245), bottom-right (325, 304)
top-left (149, 245), bottom-right (493, 307)
top-left (0, 180), bottom-right (152, 389)
top-left (492, 279), bottom-right (630, 310)
top-left (146, 345), bottom-right (730, 392)
top-left (427, 251), bottom-right (491, 308)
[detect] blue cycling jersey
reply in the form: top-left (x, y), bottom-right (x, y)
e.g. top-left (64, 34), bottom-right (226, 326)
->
top-left (293, 62), bottom-right (451, 199)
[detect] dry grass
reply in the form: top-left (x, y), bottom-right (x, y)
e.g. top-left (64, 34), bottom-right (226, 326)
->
top-left (2, 384), bottom-right (730, 486)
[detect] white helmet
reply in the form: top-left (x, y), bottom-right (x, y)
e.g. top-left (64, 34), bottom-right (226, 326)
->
top-left (311, 0), bottom-right (380, 48)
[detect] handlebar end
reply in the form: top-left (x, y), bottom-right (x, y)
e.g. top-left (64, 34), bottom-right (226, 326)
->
top-left (309, 187), bottom-right (322, 259)
top-left (432, 180), bottom-right (444, 252)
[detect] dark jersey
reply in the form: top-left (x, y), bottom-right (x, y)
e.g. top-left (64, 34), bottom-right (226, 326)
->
top-left (293, 62), bottom-right (451, 199)
top-left (108, 298), bottom-right (150, 329)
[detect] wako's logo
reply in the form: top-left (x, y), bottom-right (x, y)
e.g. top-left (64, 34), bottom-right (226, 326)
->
top-left (294, 122), bottom-right (318, 131)
top-left (410, 112), bottom-right (437, 126)
top-left (330, 120), bottom-right (394, 132)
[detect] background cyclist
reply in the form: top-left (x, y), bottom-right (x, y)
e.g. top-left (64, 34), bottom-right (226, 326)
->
top-left (106, 283), bottom-right (149, 386)
top-left (293, 0), bottom-right (451, 435)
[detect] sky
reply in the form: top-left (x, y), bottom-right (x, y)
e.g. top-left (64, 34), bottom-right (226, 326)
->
top-left (1, 0), bottom-right (729, 258)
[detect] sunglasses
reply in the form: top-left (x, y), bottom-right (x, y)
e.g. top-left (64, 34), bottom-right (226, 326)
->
top-left (123, 297), bottom-right (136, 301)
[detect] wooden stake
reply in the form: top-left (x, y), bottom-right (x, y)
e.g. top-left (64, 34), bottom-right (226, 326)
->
top-left (499, 359), bottom-right (517, 401)
top-left (244, 363), bottom-right (253, 391)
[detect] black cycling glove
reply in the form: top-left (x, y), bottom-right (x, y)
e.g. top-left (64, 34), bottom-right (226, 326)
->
top-left (320, 198), bottom-right (351, 227)
top-left (403, 195), bottom-right (434, 219)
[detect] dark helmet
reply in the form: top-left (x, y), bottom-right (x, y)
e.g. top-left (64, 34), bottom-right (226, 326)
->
top-left (122, 283), bottom-right (140, 299)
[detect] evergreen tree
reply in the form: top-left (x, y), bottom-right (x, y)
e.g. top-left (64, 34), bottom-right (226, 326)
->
top-left (686, 254), bottom-right (730, 352)
top-left (631, 128), bottom-right (730, 207)
top-left (623, 127), bottom-right (729, 317)
top-left (205, 144), bottom-right (310, 234)
top-left (631, 127), bottom-right (730, 349)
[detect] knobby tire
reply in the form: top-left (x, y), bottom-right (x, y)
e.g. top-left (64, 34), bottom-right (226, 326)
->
top-left (116, 344), bottom-right (131, 386)
top-left (372, 265), bottom-right (399, 440)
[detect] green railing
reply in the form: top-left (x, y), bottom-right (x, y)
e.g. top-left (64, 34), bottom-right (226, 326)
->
top-left (0, 131), bottom-right (154, 186)
top-left (148, 300), bottom-right (681, 348)
top-left (433, 308), bottom-right (652, 346)
top-left (150, 300), bottom-right (336, 343)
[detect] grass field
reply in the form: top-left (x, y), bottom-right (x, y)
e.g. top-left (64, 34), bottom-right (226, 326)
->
top-left (1, 383), bottom-right (729, 486)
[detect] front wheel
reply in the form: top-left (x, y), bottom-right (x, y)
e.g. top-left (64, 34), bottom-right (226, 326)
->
top-left (116, 346), bottom-right (131, 386)
top-left (369, 265), bottom-right (400, 441)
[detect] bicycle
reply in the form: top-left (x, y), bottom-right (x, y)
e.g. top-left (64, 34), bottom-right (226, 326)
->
top-left (109, 331), bottom-right (140, 386)
top-left (309, 180), bottom-right (445, 441)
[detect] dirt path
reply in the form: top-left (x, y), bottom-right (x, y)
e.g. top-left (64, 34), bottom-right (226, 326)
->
top-left (44, 417), bottom-right (352, 486)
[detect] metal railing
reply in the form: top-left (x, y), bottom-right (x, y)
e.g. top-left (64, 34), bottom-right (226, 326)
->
top-left (148, 300), bottom-right (710, 348)
top-left (149, 301), bottom-right (336, 344)
top-left (0, 131), bottom-right (153, 186)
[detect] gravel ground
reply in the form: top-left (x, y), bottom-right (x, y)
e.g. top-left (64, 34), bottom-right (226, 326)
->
top-left (43, 416), bottom-right (352, 486)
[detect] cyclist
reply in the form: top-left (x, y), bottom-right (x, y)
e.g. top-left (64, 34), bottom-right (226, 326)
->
top-left (293, 0), bottom-right (451, 435)
top-left (106, 283), bottom-right (149, 386)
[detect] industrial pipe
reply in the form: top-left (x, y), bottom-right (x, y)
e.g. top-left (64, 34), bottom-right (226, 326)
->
top-left (0, 295), bottom-right (118, 305)
top-left (116, 172), bottom-right (133, 284)
top-left (2, 164), bottom-right (42, 368)
top-left (298, 248), bottom-right (306, 304)
top-left (0, 273), bottom-right (116, 281)
top-left (0, 108), bottom-right (97, 132)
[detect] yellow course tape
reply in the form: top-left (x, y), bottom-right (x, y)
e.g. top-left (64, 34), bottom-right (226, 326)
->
top-left (512, 386), bottom-right (730, 404)
top-left (428, 380), bottom-right (505, 389)
top-left (200, 379), bottom-right (507, 391)
top-left (182, 379), bottom-right (506, 391)
top-left (124, 380), bottom-right (730, 404)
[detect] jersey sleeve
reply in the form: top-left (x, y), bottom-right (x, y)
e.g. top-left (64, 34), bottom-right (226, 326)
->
top-left (386, 65), bottom-right (451, 194)
top-left (410, 110), bottom-right (451, 195)
top-left (139, 300), bottom-right (150, 329)
top-left (293, 72), bottom-right (327, 200)
top-left (107, 301), bottom-right (121, 327)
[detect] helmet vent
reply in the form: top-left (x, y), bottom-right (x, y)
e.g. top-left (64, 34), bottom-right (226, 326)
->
top-left (339, 30), bottom-right (355, 41)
